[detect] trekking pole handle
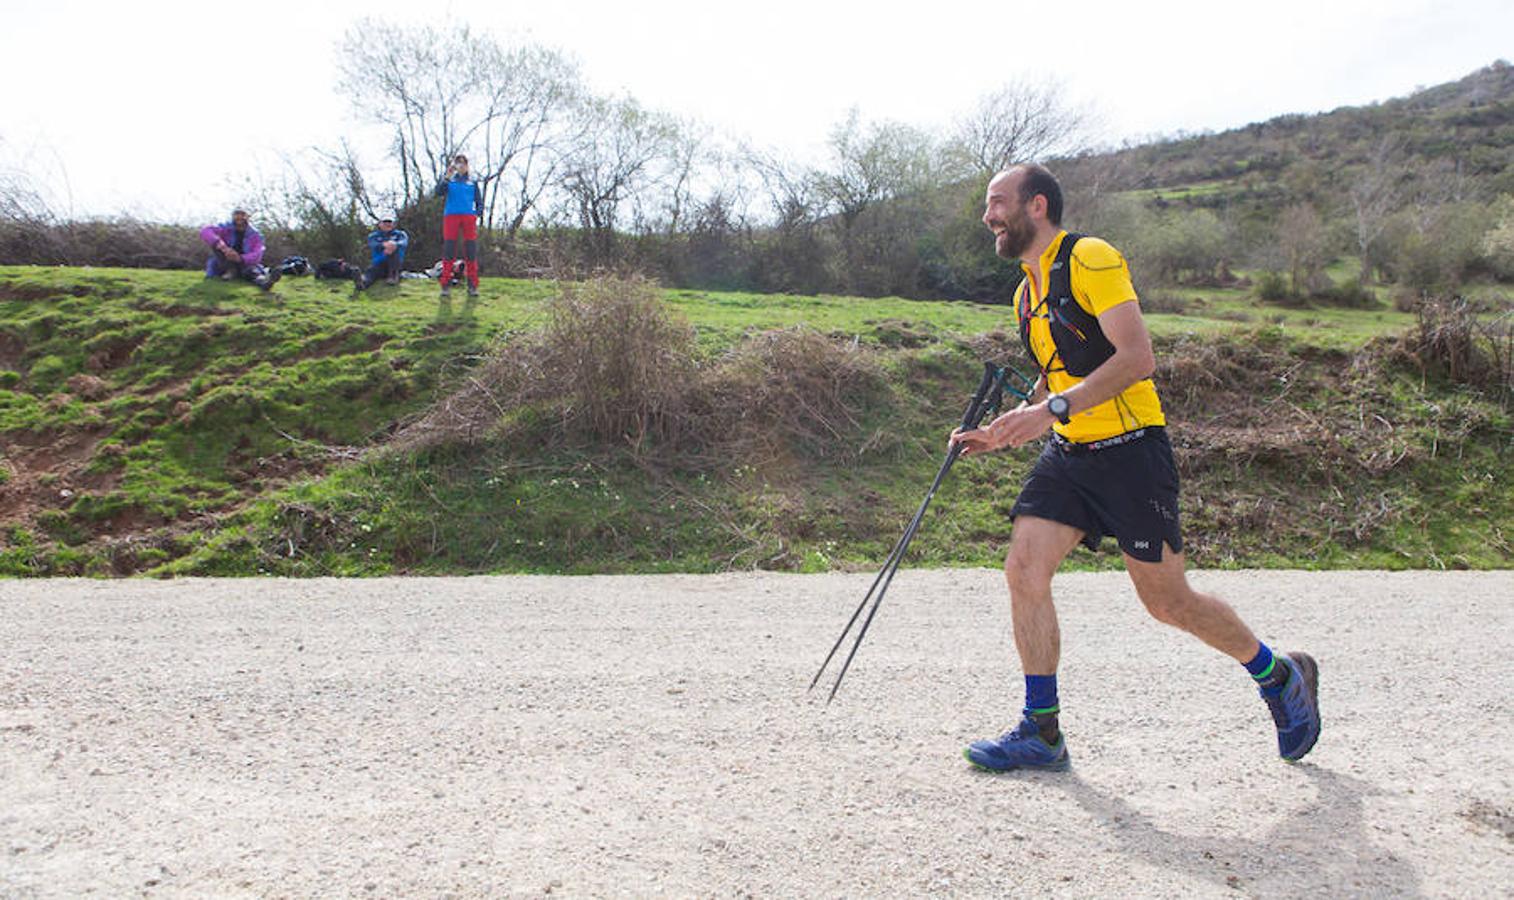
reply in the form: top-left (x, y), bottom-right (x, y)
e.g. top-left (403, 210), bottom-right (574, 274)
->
top-left (959, 362), bottom-right (1000, 431)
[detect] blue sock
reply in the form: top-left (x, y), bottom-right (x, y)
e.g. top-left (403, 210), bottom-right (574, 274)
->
top-left (1024, 674), bottom-right (1059, 717)
top-left (1244, 643), bottom-right (1288, 692)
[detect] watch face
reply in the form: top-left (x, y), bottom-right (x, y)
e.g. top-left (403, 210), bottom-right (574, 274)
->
top-left (1049, 396), bottom-right (1070, 421)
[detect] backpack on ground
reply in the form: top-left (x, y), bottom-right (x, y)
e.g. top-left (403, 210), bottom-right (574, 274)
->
top-left (315, 258), bottom-right (358, 280)
top-left (278, 255), bottom-right (311, 276)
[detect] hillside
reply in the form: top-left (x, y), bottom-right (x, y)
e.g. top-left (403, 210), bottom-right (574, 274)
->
top-left (1068, 60), bottom-right (1514, 205)
top-left (1, 267), bottom-right (1508, 576)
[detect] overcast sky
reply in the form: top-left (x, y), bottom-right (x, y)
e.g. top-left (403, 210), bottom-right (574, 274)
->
top-left (1, 0), bottom-right (1510, 223)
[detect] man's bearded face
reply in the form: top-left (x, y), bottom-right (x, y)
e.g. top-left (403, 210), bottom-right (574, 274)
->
top-left (986, 194), bottom-right (1036, 260)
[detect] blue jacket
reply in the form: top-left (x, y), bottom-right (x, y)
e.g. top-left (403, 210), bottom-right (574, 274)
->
top-left (367, 227), bottom-right (410, 264)
top-left (436, 175), bottom-right (483, 217)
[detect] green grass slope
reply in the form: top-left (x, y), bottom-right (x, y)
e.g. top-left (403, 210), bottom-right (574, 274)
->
top-left (0, 265), bottom-right (1508, 575)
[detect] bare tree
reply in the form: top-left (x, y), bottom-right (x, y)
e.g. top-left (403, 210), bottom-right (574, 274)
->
top-left (812, 110), bottom-right (945, 294)
top-left (742, 147), bottom-right (831, 293)
top-left (336, 21), bottom-right (487, 205)
top-left (238, 144), bottom-right (373, 261)
top-left (0, 167), bottom-right (52, 224)
top-left (657, 119), bottom-right (714, 236)
top-left (471, 43), bottom-right (585, 236)
top-left (0, 136), bottom-right (69, 223)
top-left (335, 20), bottom-right (584, 233)
top-left (950, 80), bottom-right (1091, 176)
top-left (1348, 136), bottom-right (1406, 286)
top-left (747, 147), bottom-right (823, 230)
top-left (557, 96), bottom-right (681, 262)
top-left (1277, 202), bottom-right (1329, 296)
top-left (1400, 156), bottom-right (1480, 242)
top-left (816, 109), bottom-right (939, 226)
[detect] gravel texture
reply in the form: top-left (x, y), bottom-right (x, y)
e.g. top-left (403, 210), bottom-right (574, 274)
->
top-left (1, 570), bottom-right (1511, 898)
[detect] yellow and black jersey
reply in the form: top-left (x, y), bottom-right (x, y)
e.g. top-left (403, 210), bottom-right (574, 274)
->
top-left (1014, 230), bottom-right (1165, 443)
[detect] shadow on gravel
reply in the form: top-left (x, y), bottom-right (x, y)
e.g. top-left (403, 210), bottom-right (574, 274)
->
top-left (1050, 767), bottom-right (1424, 898)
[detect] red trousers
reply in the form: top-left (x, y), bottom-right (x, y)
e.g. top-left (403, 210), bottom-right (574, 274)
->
top-left (440, 214), bottom-right (479, 287)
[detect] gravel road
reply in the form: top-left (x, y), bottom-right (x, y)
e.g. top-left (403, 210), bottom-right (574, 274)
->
top-left (2, 571), bottom-right (1511, 898)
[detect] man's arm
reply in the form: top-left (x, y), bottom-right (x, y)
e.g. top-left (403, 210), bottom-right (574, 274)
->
top-left (951, 301), bottom-right (1154, 454)
top-left (1051, 301), bottom-right (1154, 416)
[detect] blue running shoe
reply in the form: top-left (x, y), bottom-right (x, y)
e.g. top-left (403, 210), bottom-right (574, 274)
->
top-left (963, 716), bottom-right (1070, 772)
top-left (1262, 651), bottom-right (1320, 761)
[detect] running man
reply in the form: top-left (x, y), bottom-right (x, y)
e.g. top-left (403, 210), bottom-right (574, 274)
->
top-left (949, 164), bottom-right (1320, 771)
top-left (435, 154), bottom-right (483, 298)
top-left (200, 208), bottom-right (279, 291)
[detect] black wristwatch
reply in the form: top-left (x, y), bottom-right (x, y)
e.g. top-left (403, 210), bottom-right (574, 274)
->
top-left (1046, 393), bottom-right (1072, 425)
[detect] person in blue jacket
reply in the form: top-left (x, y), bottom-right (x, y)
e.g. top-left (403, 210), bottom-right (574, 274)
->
top-left (435, 153), bottom-right (483, 297)
top-left (354, 213), bottom-right (410, 290)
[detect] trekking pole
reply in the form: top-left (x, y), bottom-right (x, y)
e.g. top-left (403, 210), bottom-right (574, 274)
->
top-left (812, 361), bottom-right (1030, 704)
top-left (806, 363), bottom-right (997, 696)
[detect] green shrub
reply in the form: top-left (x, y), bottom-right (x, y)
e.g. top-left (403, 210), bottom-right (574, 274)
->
top-left (0, 528), bottom-right (43, 576)
top-left (36, 509), bottom-right (88, 546)
top-left (1121, 208), bottom-right (1230, 287)
top-left (68, 491), bottom-right (140, 522)
top-left (28, 354), bottom-right (75, 390)
top-left (1140, 291), bottom-right (1190, 314)
top-left (1483, 194), bottom-right (1514, 280)
top-left (1315, 280), bottom-right (1378, 308)
top-left (0, 370), bottom-right (19, 388)
top-left (1391, 287), bottom-right (1423, 313)
top-left (1254, 271), bottom-right (1291, 303)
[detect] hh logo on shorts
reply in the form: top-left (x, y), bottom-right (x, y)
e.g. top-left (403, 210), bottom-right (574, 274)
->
top-left (1133, 540), bottom-right (1151, 550)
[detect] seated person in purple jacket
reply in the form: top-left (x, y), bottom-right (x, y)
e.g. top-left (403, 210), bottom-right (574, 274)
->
top-left (354, 214), bottom-right (410, 290)
top-left (200, 208), bottom-right (279, 291)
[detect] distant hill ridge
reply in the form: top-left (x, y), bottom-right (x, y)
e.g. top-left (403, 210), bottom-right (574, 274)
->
top-left (1072, 60), bottom-right (1514, 198)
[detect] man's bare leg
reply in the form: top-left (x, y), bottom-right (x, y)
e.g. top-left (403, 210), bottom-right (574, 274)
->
top-left (1121, 544), bottom-right (1259, 661)
top-left (1124, 543), bottom-right (1322, 760)
top-left (964, 515), bottom-right (1084, 771)
top-left (1003, 515), bottom-right (1085, 674)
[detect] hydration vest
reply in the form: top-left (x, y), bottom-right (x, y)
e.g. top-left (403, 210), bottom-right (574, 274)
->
top-left (1016, 233), bottom-right (1117, 378)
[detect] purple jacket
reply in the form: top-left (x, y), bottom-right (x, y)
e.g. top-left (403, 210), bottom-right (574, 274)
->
top-left (199, 222), bottom-right (265, 267)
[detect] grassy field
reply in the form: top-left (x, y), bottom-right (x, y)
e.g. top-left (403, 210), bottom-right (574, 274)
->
top-left (1125, 180), bottom-right (1245, 202)
top-left (1, 265), bottom-right (1509, 576)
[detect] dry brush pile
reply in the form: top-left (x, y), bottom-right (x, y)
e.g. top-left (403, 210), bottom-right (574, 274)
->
top-left (1152, 306), bottom-right (1511, 560)
top-left (1396, 297), bottom-right (1513, 407)
top-left (389, 276), bottom-right (891, 469)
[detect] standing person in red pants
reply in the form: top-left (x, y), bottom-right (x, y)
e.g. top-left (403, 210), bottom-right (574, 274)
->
top-left (435, 154), bottom-right (483, 298)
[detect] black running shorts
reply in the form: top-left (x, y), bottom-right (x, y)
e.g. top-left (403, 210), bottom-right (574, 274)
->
top-left (1009, 427), bottom-right (1183, 563)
